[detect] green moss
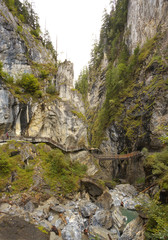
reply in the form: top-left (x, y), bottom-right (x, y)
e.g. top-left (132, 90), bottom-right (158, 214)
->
top-left (138, 35), bottom-right (158, 62)
top-left (0, 142), bottom-right (35, 193)
top-left (71, 110), bottom-right (87, 123)
top-left (37, 226), bottom-right (49, 234)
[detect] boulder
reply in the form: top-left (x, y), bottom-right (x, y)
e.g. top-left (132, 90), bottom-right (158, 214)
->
top-left (0, 203), bottom-right (11, 213)
top-left (79, 201), bottom-right (97, 218)
top-left (109, 184), bottom-right (138, 209)
top-left (120, 217), bottom-right (144, 240)
top-left (61, 223), bottom-right (81, 240)
top-left (50, 232), bottom-right (62, 240)
top-left (81, 178), bottom-right (104, 198)
top-left (89, 226), bottom-right (118, 240)
top-left (96, 190), bottom-right (113, 209)
top-left (50, 205), bottom-right (65, 214)
top-left (24, 201), bottom-right (35, 213)
top-left (112, 207), bottom-right (127, 232)
top-left (91, 209), bottom-right (113, 229)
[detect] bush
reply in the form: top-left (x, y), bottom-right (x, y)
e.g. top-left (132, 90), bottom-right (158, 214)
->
top-left (43, 149), bottom-right (87, 194)
top-left (141, 199), bottom-right (168, 239)
top-left (17, 73), bottom-right (40, 93)
top-left (46, 150), bottom-right (69, 175)
top-left (34, 90), bottom-right (42, 98)
top-left (0, 158), bottom-right (11, 174)
top-left (46, 84), bottom-right (56, 95)
top-left (30, 27), bottom-right (41, 38)
top-left (145, 147), bottom-right (168, 189)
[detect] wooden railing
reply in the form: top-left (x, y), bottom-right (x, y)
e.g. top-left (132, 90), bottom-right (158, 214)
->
top-left (0, 136), bottom-right (142, 159)
top-left (0, 136), bottom-right (86, 153)
top-left (93, 151), bottom-right (142, 160)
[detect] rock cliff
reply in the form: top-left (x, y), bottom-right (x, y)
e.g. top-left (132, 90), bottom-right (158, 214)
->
top-left (0, 0), bottom-right (87, 149)
top-left (126, 0), bottom-right (168, 53)
top-left (0, 0), bottom-right (52, 77)
top-left (87, 0), bottom-right (168, 154)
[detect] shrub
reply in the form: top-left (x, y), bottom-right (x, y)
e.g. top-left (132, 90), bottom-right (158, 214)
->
top-left (34, 90), bottom-right (42, 98)
top-left (46, 150), bottom-right (69, 175)
top-left (141, 199), bottom-right (168, 239)
top-left (46, 84), bottom-right (56, 95)
top-left (43, 149), bottom-right (87, 194)
top-left (0, 158), bottom-right (11, 174)
top-left (30, 27), bottom-right (41, 38)
top-left (16, 25), bottom-right (22, 33)
top-left (145, 147), bottom-right (168, 189)
top-left (17, 73), bottom-right (40, 93)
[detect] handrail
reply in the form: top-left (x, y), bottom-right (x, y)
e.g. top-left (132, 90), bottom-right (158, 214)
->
top-left (93, 151), bottom-right (142, 160)
top-left (0, 136), bottom-right (86, 153)
top-left (0, 136), bottom-right (142, 158)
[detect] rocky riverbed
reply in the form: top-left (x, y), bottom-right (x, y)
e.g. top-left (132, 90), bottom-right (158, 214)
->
top-left (0, 184), bottom-right (145, 240)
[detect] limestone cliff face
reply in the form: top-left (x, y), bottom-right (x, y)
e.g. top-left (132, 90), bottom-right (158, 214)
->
top-left (26, 62), bottom-right (87, 148)
top-left (0, 1), bottom-right (88, 149)
top-left (126, 0), bottom-right (168, 53)
top-left (0, 0), bottom-right (52, 77)
top-left (88, 0), bottom-right (168, 153)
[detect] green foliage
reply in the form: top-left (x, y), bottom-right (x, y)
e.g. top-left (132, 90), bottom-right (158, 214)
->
top-left (71, 110), bottom-right (87, 123)
top-left (89, 0), bottom-right (128, 68)
top-left (141, 199), bottom-right (168, 239)
top-left (46, 84), bottom-right (56, 95)
top-left (145, 147), bottom-right (168, 190)
top-left (4, 0), bottom-right (40, 33)
top-left (17, 73), bottom-right (40, 94)
top-left (0, 156), bottom-right (11, 174)
top-left (30, 27), bottom-right (41, 38)
top-left (0, 61), bottom-right (14, 84)
top-left (16, 25), bottom-right (22, 33)
top-left (138, 36), bottom-right (158, 62)
top-left (75, 67), bottom-right (88, 101)
top-left (0, 142), bottom-right (34, 193)
top-left (41, 148), bottom-right (87, 194)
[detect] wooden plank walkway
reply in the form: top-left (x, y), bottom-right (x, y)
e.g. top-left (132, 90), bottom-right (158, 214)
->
top-left (0, 136), bottom-right (86, 153)
top-left (0, 136), bottom-right (142, 159)
top-left (93, 151), bottom-right (142, 160)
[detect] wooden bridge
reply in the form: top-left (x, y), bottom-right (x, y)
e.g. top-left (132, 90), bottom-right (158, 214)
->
top-left (93, 151), bottom-right (142, 160)
top-left (0, 136), bottom-right (86, 153)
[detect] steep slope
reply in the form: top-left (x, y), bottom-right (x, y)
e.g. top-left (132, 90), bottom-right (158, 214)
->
top-left (85, 0), bottom-right (168, 154)
top-left (0, 0), bottom-right (88, 150)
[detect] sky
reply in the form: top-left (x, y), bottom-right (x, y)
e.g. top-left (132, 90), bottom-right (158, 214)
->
top-left (30, 0), bottom-right (111, 80)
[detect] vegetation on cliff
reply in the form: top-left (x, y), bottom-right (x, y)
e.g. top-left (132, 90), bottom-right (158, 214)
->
top-left (3, 0), bottom-right (56, 58)
top-left (0, 142), bottom-right (87, 196)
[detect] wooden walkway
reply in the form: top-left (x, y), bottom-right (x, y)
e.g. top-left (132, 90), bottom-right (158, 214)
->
top-left (0, 136), bottom-right (86, 153)
top-left (93, 151), bottom-right (142, 160)
top-left (0, 136), bottom-right (142, 159)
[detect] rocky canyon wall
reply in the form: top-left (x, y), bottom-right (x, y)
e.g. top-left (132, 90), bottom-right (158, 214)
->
top-left (0, 0), bottom-right (88, 149)
top-left (126, 0), bottom-right (168, 53)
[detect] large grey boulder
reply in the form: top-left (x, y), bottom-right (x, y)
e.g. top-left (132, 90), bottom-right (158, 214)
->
top-left (109, 184), bottom-right (138, 210)
top-left (89, 226), bottom-right (119, 240)
top-left (91, 209), bottom-right (113, 229)
top-left (112, 207), bottom-right (127, 233)
top-left (120, 217), bottom-right (144, 240)
top-left (80, 201), bottom-right (97, 218)
top-left (61, 223), bottom-right (81, 240)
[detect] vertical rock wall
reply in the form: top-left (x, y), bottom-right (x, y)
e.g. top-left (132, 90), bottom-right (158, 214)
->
top-left (126, 0), bottom-right (168, 53)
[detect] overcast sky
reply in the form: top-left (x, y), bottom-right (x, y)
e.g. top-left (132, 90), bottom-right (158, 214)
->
top-left (30, 0), bottom-right (111, 80)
